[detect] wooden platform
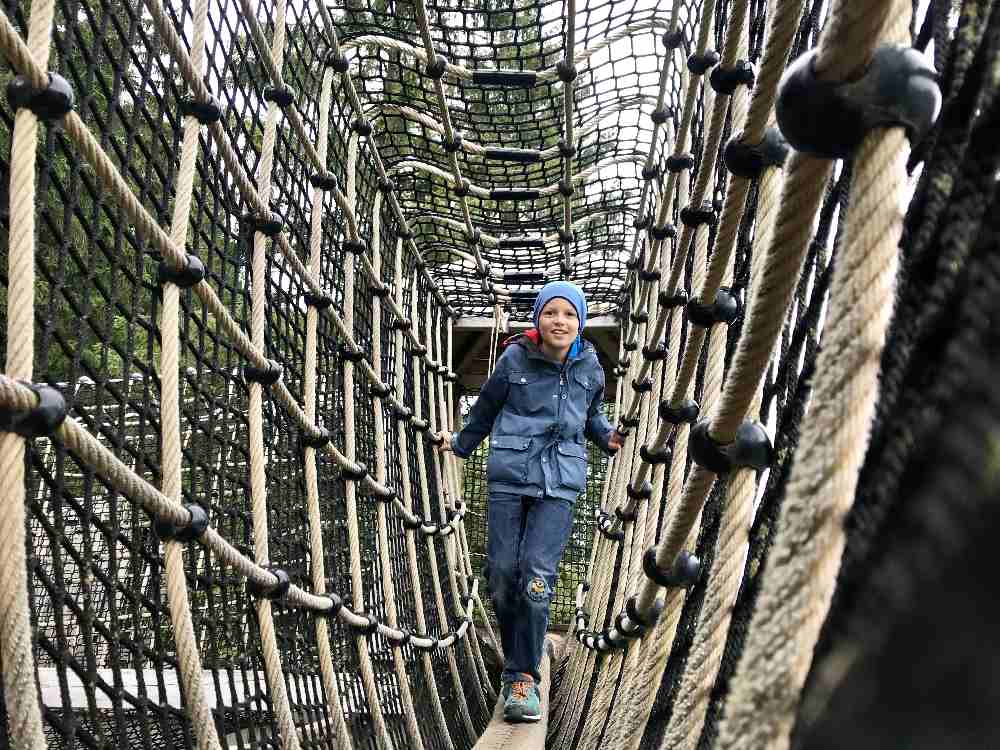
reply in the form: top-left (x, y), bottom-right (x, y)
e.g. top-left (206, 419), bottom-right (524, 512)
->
top-left (472, 636), bottom-right (561, 750)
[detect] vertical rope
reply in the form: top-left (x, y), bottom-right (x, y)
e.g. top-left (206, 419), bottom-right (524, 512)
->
top-left (0, 0), bottom-right (55, 747)
top-left (244, 3), bottom-right (302, 747)
top-left (303, 67), bottom-right (356, 750)
top-left (342, 133), bottom-right (395, 750)
top-left (157, 1), bottom-right (224, 747)
top-left (393, 239), bottom-right (457, 750)
top-left (411, 281), bottom-right (477, 745)
top-left (717, 2), bottom-right (914, 747)
top-left (369, 191), bottom-right (428, 750)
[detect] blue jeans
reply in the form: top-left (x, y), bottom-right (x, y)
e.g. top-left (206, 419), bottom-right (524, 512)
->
top-left (487, 491), bottom-right (574, 684)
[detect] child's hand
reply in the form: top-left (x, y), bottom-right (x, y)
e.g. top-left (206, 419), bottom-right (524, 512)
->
top-left (608, 430), bottom-right (626, 452)
top-left (435, 431), bottom-right (454, 453)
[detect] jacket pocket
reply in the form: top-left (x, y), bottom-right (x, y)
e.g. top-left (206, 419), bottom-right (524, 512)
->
top-left (556, 441), bottom-right (588, 491)
top-left (508, 370), bottom-right (550, 415)
top-left (487, 434), bottom-right (532, 484)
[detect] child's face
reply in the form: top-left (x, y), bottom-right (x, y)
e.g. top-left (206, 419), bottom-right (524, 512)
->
top-left (538, 297), bottom-right (579, 351)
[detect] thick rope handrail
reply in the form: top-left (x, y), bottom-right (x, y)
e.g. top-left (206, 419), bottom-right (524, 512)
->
top-left (385, 153), bottom-right (645, 198)
top-left (368, 97), bottom-right (653, 159)
top-left (341, 18), bottom-right (671, 83)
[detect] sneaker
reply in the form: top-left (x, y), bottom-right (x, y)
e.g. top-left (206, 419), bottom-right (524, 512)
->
top-left (503, 680), bottom-right (542, 723)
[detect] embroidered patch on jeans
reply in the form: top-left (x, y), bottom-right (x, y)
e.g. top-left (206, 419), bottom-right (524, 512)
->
top-left (526, 576), bottom-right (547, 602)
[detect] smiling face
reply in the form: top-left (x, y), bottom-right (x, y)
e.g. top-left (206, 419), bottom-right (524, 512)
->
top-left (537, 296), bottom-right (580, 359)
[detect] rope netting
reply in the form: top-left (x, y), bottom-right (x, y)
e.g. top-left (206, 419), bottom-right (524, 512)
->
top-left (0, 0), bottom-right (995, 749)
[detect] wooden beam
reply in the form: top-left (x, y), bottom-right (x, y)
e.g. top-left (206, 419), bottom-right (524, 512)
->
top-left (454, 314), bottom-right (619, 332)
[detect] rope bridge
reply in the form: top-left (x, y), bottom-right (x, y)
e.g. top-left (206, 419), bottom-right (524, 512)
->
top-left (0, 0), bottom-right (996, 748)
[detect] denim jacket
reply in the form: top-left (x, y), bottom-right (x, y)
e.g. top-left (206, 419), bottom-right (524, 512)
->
top-left (451, 334), bottom-right (615, 502)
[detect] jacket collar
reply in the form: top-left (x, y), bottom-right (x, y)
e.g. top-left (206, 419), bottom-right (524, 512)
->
top-left (503, 329), bottom-right (596, 368)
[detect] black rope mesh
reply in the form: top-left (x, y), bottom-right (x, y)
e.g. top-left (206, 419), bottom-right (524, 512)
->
top-left (0, 0), bottom-right (996, 747)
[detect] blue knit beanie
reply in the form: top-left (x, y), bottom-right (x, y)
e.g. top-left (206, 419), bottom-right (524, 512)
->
top-left (532, 281), bottom-right (587, 333)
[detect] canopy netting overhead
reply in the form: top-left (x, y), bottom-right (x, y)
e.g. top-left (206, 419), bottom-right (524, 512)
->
top-left (1, 0), bottom-right (999, 749)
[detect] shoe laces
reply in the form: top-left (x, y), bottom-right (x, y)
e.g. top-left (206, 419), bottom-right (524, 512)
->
top-left (510, 680), bottom-right (532, 701)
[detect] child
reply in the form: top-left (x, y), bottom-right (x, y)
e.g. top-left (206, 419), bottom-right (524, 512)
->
top-left (437, 280), bottom-right (624, 723)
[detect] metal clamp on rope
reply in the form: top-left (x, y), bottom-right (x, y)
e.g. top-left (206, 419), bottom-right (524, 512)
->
top-left (412, 418), bottom-right (430, 432)
top-left (369, 381), bottom-right (393, 399)
top-left (247, 566), bottom-right (291, 601)
top-left (662, 28), bottom-right (685, 49)
top-left (633, 215), bottom-right (651, 230)
top-left (402, 514), bottom-right (424, 531)
top-left (724, 127), bottom-right (789, 178)
top-left (398, 224), bottom-right (415, 241)
top-left (263, 85), bottom-right (295, 108)
top-left (6, 73), bottom-right (74, 120)
top-left (685, 288), bottom-right (739, 328)
top-left (153, 503), bottom-right (210, 543)
top-left (328, 51), bottom-right (350, 73)
top-left (632, 376), bottom-right (653, 393)
top-left (411, 343), bottom-right (428, 358)
top-left (344, 239), bottom-right (367, 256)
top-left (615, 504), bottom-right (637, 523)
top-left (452, 178), bottom-right (472, 198)
top-left (680, 202), bottom-right (718, 228)
top-left (640, 443), bottom-right (671, 465)
top-left (370, 485), bottom-right (397, 504)
top-left (598, 511), bottom-right (625, 542)
top-left (659, 398), bottom-right (699, 425)
top-left (666, 153), bottom-right (695, 173)
top-left (394, 404), bottom-right (413, 421)
top-left (687, 50), bottom-right (721, 75)
top-left (558, 139), bottom-right (576, 158)
top-left (651, 106), bottom-right (672, 125)
top-left (372, 283), bottom-right (392, 299)
top-left (179, 95), bottom-right (223, 124)
top-left (341, 461), bottom-right (369, 482)
top-left (559, 229), bottom-right (575, 245)
top-left (642, 342), bottom-right (669, 361)
top-left (688, 420), bottom-right (772, 475)
top-left (340, 343), bottom-right (366, 363)
top-left (301, 426), bottom-right (331, 450)
top-left (556, 59), bottom-right (577, 82)
top-left (442, 132), bottom-right (463, 153)
top-left (243, 211), bottom-right (283, 237)
top-left (641, 164), bottom-right (659, 181)
top-left (304, 291), bottom-right (334, 310)
top-left (630, 310), bottom-right (649, 324)
top-left (352, 613), bottom-right (380, 636)
top-left (710, 60), bottom-right (755, 95)
top-left (310, 172), bottom-right (338, 191)
top-left (627, 480), bottom-right (653, 501)
top-left (623, 338), bottom-right (639, 352)
top-left (658, 289), bottom-right (688, 309)
top-left (351, 117), bottom-right (373, 137)
top-left (650, 223), bottom-right (677, 241)
top-left (158, 254), bottom-right (205, 288)
top-left (425, 54), bottom-right (448, 80)
top-left (625, 594), bottom-right (664, 629)
top-left (643, 548), bottom-right (701, 589)
top-left (396, 627), bottom-right (412, 647)
top-left (316, 592), bottom-right (343, 619)
top-left (243, 361), bottom-right (283, 386)
top-left (638, 268), bottom-right (660, 282)
top-left (391, 318), bottom-right (412, 332)
top-left (776, 45), bottom-right (941, 159)
top-left (618, 415), bottom-right (640, 435)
